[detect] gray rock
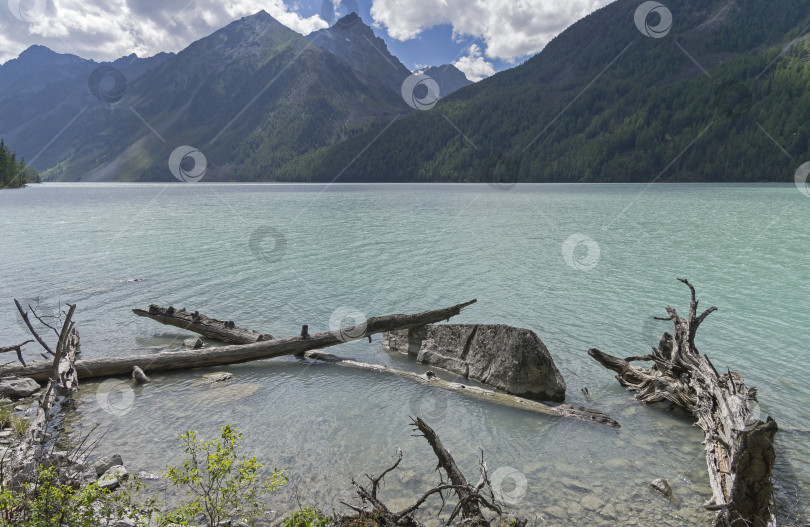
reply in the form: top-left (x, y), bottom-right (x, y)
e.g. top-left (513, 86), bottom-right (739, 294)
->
top-left (94, 453), bottom-right (124, 476)
top-left (131, 366), bottom-right (149, 384)
top-left (384, 324), bottom-right (566, 401)
top-left (650, 478), bottom-right (674, 500)
top-left (184, 337), bottom-right (203, 349)
top-left (0, 377), bottom-right (41, 398)
top-left (136, 470), bottom-right (160, 480)
top-left (97, 465), bottom-right (128, 490)
top-left (202, 372), bottom-right (234, 383)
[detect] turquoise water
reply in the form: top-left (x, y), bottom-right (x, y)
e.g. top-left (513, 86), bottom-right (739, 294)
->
top-left (0, 183), bottom-right (808, 525)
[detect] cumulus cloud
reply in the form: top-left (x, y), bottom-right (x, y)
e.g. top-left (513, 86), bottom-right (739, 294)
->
top-left (370, 0), bottom-right (612, 61)
top-left (0, 0), bottom-right (613, 68)
top-left (453, 44), bottom-right (495, 82)
top-left (0, 0), bottom-right (327, 63)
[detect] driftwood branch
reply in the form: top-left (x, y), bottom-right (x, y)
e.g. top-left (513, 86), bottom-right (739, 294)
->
top-left (0, 340), bottom-right (34, 366)
top-left (30, 307), bottom-right (60, 340)
top-left (412, 417), bottom-right (499, 526)
top-left (588, 279), bottom-right (777, 527)
top-left (14, 299), bottom-right (54, 356)
top-left (132, 305), bottom-right (273, 344)
top-left (6, 303), bottom-right (79, 487)
top-left (340, 419), bottom-right (505, 527)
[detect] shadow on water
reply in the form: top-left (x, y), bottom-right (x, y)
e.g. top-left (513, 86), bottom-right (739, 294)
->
top-left (773, 428), bottom-right (810, 524)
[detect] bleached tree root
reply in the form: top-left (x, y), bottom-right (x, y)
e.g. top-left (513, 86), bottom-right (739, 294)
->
top-left (588, 279), bottom-right (777, 527)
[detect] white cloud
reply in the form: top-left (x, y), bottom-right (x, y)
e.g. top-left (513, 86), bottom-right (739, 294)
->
top-left (0, 0), bottom-right (613, 66)
top-left (0, 0), bottom-right (327, 63)
top-left (453, 44), bottom-right (495, 82)
top-left (370, 0), bottom-right (613, 61)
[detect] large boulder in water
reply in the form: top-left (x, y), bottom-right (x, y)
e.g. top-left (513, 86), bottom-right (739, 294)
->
top-left (383, 324), bottom-right (566, 402)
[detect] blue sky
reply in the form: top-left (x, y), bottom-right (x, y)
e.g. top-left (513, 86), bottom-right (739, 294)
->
top-left (0, 0), bottom-right (612, 81)
top-left (299, 0), bottom-right (518, 75)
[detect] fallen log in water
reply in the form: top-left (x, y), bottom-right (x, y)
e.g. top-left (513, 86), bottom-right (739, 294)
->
top-left (132, 305), bottom-right (273, 344)
top-left (0, 300), bottom-right (478, 381)
top-left (588, 279), bottom-right (777, 527)
top-left (304, 351), bottom-right (619, 427)
top-left (1, 299), bottom-right (619, 428)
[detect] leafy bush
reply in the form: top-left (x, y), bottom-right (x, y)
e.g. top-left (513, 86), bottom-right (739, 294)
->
top-left (162, 424), bottom-right (286, 527)
top-left (0, 464), bottom-right (152, 527)
top-left (280, 506), bottom-right (335, 527)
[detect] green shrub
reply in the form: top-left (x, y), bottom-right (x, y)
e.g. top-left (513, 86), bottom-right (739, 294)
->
top-left (280, 506), bottom-right (335, 527)
top-left (0, 464), bottom-right (153, 527)
top-left (162, 424), bottom-right (286, 527)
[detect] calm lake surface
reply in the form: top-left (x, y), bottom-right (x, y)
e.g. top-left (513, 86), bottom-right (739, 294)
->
top-left (0, 183), bottom-right (808, 525)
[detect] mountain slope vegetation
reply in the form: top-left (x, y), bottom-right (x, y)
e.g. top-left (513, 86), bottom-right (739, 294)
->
top-left (279, 0), bottom-right (810, 183)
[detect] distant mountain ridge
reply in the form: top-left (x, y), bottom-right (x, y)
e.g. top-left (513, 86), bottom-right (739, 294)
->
top-left (306, 12), bottom-right (412, 95)
top-left (277, 0), bottom-right (810, 183)
top-left (5, 1), bottom-right (806, 183)
top-left (0, 11), bottom-right (471, 181)
top-left (417, 65), bottom-right (472, 98)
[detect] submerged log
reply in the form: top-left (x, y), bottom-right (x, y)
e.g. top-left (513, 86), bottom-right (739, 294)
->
top-left (133, 305), bottom-right (273, 344)
top-left (0, 300), bottom-right (478, 381)
top-left (303, 351), bottom-right (618, 427)
top-left (588, 279), bottom-right (777, 527)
